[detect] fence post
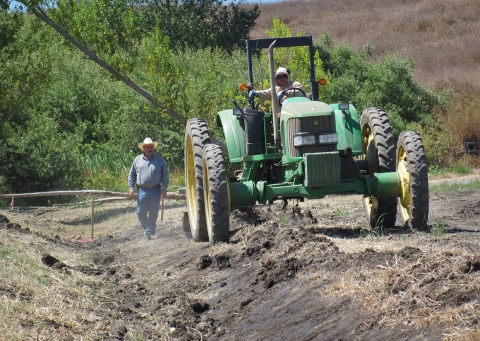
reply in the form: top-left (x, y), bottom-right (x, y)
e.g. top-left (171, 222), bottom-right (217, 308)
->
top-left (91, 195), bottom-right (95, 240)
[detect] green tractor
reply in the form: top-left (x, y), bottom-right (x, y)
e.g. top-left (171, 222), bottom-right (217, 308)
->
top-left (184, 36), bottom-right (429, 244)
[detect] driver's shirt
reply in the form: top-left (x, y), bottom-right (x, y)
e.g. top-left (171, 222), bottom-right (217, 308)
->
top-left (255, 79), bottom-right (303, 102)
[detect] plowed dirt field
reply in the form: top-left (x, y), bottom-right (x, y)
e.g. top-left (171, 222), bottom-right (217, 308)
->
top-left (1, 173), bottom-right (480, 341)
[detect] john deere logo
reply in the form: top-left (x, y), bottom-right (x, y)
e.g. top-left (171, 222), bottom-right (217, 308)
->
top-left (313, 119), bottom-right (319, 125)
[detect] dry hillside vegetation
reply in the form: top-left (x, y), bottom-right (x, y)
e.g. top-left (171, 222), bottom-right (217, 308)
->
top-left (252, 0), bottom-right (480, 91)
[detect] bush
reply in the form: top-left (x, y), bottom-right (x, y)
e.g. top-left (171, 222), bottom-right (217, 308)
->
top-left (317, 37), bottom-right (447, 134)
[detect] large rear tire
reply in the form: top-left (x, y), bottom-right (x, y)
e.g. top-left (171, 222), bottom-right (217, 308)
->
top-left (396, 131), bottom-right (429, 229)
top-left (203, 144), bottom-right (230, 243)
top-left (360, 107), bottom-right (397, 229)
top-left (185, 118), bottom-right (210, 241)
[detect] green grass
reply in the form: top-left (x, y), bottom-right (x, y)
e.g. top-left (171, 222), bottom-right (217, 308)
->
top-left (430, 216), bottom-right (447, 236)
top-left (430, 178), bottom-right (480, 194)
top-left (371, 220), bottom-right (384, 237)
top-left (82, 149), bottom-right (185, 193)
top-left (334, 208), bottom-right (350, 217)
top-left (428, 165), bottom-right (447, 176)
top-left (453, 164), bottom-right (472, 175)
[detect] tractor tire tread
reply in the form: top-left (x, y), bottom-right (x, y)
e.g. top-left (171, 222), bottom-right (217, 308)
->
top-left (203, 144), bottom-right (230, 243)
top-left (185, 118), bottom-right (210, 242)
top-left (361, 107), bottom-right (397, 229)
top-left (397, 131), bottom-right (429, 229)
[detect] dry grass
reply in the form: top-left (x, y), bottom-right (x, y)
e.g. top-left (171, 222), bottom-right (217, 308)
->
top-left (252, 0), bottom-right (480, 92)
top-left (238, 207), bottom-right (480, 340)
top-left (419, 90), bottom-right (480, 168)
top-left (6, 202), bottom-right (139, 240)
top-left (0, 231), bottom-right (104, 339)
top-left (322, 237), bottom-right (480, 340)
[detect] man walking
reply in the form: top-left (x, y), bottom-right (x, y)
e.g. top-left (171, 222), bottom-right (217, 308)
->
top-left (128, 137), bottom-right (169, 240)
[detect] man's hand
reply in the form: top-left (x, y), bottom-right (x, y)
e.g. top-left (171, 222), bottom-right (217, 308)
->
top-left (129, 189), bottom-right (136, 199)
top-left (161, 189), bottom-right (167, 205)
top-left (249, 90), bottom-right (257, 99)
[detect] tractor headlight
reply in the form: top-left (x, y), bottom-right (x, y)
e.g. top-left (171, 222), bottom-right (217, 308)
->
top-left (294, 133), bottom-right (316, 146)
top-left (319, 133), bottom-right (338, 144)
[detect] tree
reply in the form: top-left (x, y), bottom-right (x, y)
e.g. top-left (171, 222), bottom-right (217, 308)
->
top-left (134, 0), bottom-right (260, 53)
top-left (5, 1), bottom-right (186, 124)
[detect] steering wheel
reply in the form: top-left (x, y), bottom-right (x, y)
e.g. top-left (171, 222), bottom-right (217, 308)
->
top-left (277, 87), bottom-right (307, 106)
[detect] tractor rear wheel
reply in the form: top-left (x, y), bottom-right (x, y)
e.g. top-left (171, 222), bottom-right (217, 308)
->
top-left (360, 107), bottom-right (397, 229)
top-left (203, 144), bottom-right (230, 243)
top-left (396, 131), bottom-right (429, 229)
top-left (185, 118), bottom-right (210, 241)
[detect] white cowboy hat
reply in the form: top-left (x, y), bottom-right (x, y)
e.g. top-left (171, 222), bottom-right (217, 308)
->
top-left (138, 137), bottom-right (158, 150)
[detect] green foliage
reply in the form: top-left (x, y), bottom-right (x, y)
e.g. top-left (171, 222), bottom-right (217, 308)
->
top-left (428, 164), bottom-right (447, 176)
top-left (2, 114), bottom-right (83, 204)
top-left (0, 14), bottom-right (53, 124)
top-left (81, 145), bottom-right (135, 191)
top-left (453, 164), bottom-right (472, 175)
top-left (431, 218), bottom-right (447, 236)
top-left (0, 9), bottom-right (23, 46)
top-left (0, 11), bottom-right (457, 207)
top-left (313, 33), bottom-right (450, 138)
top-left (140, 28), bottom-right (249, 135)
top-left (52, 0), bottom-right (142, 75)
top-left (333, 208), bottom-right (350, 217)
top-left (263, 18), bottom-right (325, 94)
top-left (134, 0), bottom-right (260, 53)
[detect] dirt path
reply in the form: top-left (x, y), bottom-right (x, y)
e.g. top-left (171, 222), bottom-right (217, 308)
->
top-left (1, 174), bottom-right (480, 340)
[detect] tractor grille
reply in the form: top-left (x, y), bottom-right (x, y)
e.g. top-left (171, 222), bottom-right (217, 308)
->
top-left (287, 115), bottom-right (337, 157)
top-left (304, 152), bottom-right (341, 187)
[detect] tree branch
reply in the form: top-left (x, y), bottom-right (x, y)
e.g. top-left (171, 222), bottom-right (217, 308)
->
top-left (32, 6), bottom-right (186, 125)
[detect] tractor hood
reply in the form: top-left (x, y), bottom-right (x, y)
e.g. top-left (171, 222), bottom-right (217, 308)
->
top-left (281, 98), bottom-right (334, 117)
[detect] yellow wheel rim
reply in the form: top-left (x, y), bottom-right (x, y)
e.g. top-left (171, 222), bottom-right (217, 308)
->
top-left (397, 145), bottom-right (410, 222)
top-left (186, 136), bottom-right (198, 224)
top-left (362, 126), bottom-right (377, 217)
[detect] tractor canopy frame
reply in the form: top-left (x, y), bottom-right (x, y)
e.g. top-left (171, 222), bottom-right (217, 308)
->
top-left (246, 36), bottom-right (319, 101)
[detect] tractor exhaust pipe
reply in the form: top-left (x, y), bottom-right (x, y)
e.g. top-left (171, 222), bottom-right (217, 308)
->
top-left (268, 40), bottom-right (280, 145)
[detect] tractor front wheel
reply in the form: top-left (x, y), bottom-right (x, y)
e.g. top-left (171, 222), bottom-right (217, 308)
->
top-left (396, 131), bottom-right (429, 229)
top-left (185, 118), bottom-right (210, 241)
top-left (203, 144), bottom-right (230, 243)
top-left (360, 107), bottom-right (398, 229)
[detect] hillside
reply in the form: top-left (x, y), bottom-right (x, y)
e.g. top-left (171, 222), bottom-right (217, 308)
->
top-left (251, 0), bottom-right (480, 91)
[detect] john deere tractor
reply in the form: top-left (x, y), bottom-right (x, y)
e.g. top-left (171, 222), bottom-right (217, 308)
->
top-left (184, 36), bottom-right (429, 244)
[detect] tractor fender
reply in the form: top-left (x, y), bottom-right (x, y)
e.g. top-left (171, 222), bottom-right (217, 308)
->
top-left (216, 109), bottom-right (247, 163)
top-left (330, 103), bottom-right (362, 156)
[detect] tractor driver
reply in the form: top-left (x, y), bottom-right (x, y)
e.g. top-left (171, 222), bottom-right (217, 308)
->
top-left (248, 67), bottom-right (303, 106)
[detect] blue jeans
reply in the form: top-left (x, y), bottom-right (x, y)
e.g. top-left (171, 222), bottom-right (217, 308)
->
top-left (136, 187), bottom-right (161, 237)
